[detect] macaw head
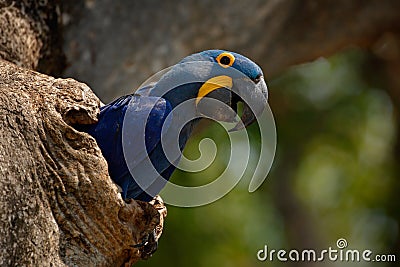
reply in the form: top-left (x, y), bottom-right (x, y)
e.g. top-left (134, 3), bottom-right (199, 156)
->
top-left (150, 49), bottom-right (268, 131)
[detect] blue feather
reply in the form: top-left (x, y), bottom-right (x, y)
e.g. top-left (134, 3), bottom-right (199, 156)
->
top-left (77, 93), bottom-right (177, 200)
top-left (78, 49), bottom-right (265, 201)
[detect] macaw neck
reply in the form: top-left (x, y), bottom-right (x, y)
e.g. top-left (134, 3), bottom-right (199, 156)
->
top-left (149, 63), bottom-right (212, 108)
top-left (148, 66), bottom-right (208, 150)
top-left (167, 83), bottom-right (203, 108)
top-left (151, 81), bottom-right (203, 108)
top-left (153, 85), bottom-right (202, 151)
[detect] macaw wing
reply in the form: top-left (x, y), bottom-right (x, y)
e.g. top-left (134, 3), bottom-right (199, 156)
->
top-left (78, 94), bottom-right (172, 199)
top-left (118, 94), bottom-right (173, 199)
top-left (122, 94), bottom-right (172, 171)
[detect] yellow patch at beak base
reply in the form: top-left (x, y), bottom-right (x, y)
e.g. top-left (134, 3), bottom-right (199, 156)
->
top-left (196, 75), bottom-right (233, 105)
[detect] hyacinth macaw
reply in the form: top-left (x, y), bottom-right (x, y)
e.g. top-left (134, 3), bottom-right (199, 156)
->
top-left (77, 50), bottom-right (268, 202)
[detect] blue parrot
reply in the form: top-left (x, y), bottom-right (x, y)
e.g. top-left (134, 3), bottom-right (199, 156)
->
top-left (77, 50), bottom-right (268, 202)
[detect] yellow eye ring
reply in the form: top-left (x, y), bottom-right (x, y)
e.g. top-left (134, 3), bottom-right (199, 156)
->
top-left (216, 52), bottom-right (235, 68)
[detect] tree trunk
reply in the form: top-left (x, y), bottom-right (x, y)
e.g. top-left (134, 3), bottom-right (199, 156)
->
top-left (0, 1), bottom-right (166, 266)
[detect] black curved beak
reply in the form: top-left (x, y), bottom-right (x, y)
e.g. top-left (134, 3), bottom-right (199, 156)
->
top-left (196, 87), bottom-right (238, 123)
top-left (196, 76), bottom-right (268, 129)
top-left (229, 76), bottom-right (268, 131)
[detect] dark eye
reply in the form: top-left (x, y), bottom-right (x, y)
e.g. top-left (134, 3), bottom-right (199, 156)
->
top-left (216, 52), bottom-right (235, 68)
top-left (219, 56), bottom-right (231, 65)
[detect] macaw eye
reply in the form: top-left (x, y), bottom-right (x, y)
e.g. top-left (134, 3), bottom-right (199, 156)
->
top-left (216, 52), bottom-right (235, 68)
top-left (220, 56), bottom-right (231, 65)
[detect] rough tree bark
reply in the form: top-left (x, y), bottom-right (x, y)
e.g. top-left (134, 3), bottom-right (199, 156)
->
top-left (0, 1), bottom-right (166, 266)
top-left (0, 0), bottom-right (65, 75)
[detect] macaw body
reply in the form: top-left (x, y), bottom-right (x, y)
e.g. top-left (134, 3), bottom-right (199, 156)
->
top-left (78, 92), bottom-right (196, 201)
top-left (78, 50), bottom-right (268, 201)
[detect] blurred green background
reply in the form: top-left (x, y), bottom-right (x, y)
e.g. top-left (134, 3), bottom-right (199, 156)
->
top-left (134, 50), bottom-right (398, 267)
top-left (61, 1), bottom-right (400, 266)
